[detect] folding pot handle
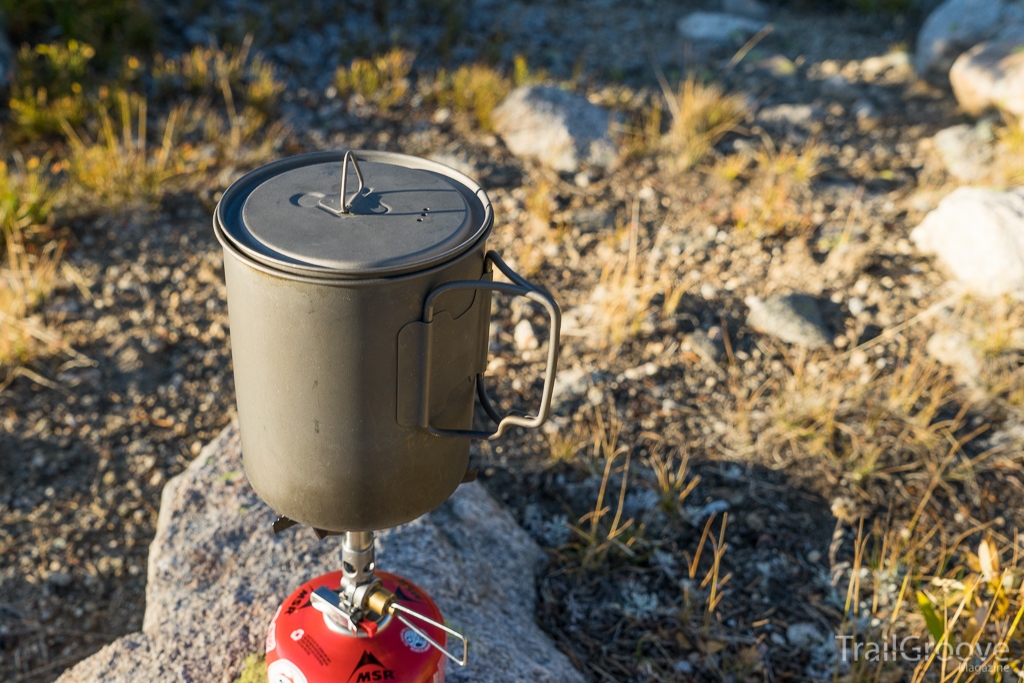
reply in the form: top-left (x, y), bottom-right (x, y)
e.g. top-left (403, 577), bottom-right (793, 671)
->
top-left (420, 250), bottom-right (561, 440)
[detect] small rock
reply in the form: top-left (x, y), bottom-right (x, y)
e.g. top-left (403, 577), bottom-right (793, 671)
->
top-left (758, 54), bottom-right (797, 77)
top-left (757, 103), bottom-right (822, 127)
top-left (852, 100), bottom-right (882, 131)
top-left (569, 208), bottom-right (613, 232)
top-left (848, 297), bottom-right (866, 316)
top-left (551, 366), bottom-right (598, 407)
top-left (46, 571), bottom-right (73, 588)
top-left (677, 11), bottom-right (767, 45)
top-left (687, 329), bottom-right (724, 364)
top-left (821, 74), bottom-right (860, 101)
top-left (910, 187), bottom-right (1024, 296)
top-left (492, 85), bottom-right (617, 172)
top-left (830, 495), bottom-right (862, 522)
top-left (950, 38), bottom-right (1024, 118)
top-left (427, 152), bottom-right (476, 178)
top-left (674, 660), bottom-right (694, 674)
top-left (684, 499), bottom-right (730, 526)
top-left (722, 0), bottom-right (769, 19)
top-left (514, 319), bottom-right (539, 351)
top-left (914, 0), bottom-right (1005, 81)
top-left (932, 124), bottom-right (994, 182)
top-left (786, 622), bottom-right (826, 649)
top-left (926, 331), bottom-right (981, 380)
top-left (745, 294), bottom-right (831, 348)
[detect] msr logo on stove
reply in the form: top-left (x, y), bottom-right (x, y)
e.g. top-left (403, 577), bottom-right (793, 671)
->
top-left (348, 651), bottom-right (395, 682)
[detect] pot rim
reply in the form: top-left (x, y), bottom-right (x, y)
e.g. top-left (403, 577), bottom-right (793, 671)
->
top-left (214, 216), bottom-right (490, 287)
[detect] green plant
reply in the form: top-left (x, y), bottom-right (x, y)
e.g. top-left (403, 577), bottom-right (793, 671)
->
top-left (9, 40), bottom-right (96, 138)
top-left (0, 158), bottom-right (58, 243)
top-left (335, 48), bottom-right (415, 110)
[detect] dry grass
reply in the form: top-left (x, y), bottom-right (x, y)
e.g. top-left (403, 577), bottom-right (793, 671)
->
top-left (731, 340), bottom-right (978, 486)
top-left (834, 514), bottom-right (1024, 683)
top-left (60, 91), bottom-right (199, 208)
top-left (586, 203), bottom-right (690, 350)
top-left (430, 63), bottom-right (511, 131)
top-left (995, 115), bottom-right (1024, 188)
top-left (622, 99), bottom-right (663, 162)
top-left (727, 137), bottom-right (826, 236)
top-left (660, 74), bottom-right (748, 173)
top-left (334, 48), bottom-right (414, 110)
top-left (0, 233), bottom-right (64, 369)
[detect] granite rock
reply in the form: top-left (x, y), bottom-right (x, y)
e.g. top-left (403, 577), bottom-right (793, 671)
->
top-left (492, 85), bottom-right (617, 172)
top-left (950, 36), bottom-right (1024, 117)
top-left (55, 423), bottom-right (584, 683)
top-left (911, 187), bottom-right (1024, 296)
top-left (914, 0), bottom-right (1005, 81)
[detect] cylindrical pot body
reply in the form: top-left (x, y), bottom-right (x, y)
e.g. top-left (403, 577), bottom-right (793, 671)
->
top-left (214, 151), bottom-right (558, 532)
top-left (219, 240), bottom-right (488, 531)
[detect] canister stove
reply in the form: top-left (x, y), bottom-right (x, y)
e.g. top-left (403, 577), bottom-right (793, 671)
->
top-left (264, 530), bottom-right (465, 683)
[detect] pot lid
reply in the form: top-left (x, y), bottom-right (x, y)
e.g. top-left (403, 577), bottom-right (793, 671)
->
top-left (216, 151), bottom-right (491, 278)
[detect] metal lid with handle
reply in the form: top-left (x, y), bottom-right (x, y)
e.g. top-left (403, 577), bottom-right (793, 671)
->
top-left (217, 150), bottom-right (492, 279)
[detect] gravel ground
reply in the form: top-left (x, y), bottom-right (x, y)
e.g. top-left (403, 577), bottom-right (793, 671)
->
top-left (2, 1), bottom-right (1024, 681)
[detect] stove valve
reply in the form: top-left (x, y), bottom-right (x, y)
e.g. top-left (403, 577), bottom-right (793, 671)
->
top-left (364, 584), bottom-right (469, 666)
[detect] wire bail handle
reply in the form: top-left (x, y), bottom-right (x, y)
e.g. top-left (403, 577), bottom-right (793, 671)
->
top-left (319, 150), bottom-right (365, 216)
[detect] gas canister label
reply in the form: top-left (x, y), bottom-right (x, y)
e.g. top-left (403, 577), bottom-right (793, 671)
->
top-left (401, 628), bottom-right (430, 653)
top-left (267, 658), bottom-right (308, 683)
top-left (265, 620), bottom-right (277, 653)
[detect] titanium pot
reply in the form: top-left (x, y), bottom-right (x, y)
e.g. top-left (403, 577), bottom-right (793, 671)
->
top-left (214, 150), bottom-right (560, 533)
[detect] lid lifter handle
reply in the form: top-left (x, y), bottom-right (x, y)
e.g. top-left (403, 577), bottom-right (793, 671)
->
top-left (337, 150), bottom-right (365, 214)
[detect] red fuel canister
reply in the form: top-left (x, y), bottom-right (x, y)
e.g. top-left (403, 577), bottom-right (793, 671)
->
top-left (266, 571), bottom-right (446, 683)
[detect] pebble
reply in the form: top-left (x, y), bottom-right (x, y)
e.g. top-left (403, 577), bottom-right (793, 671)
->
top-left (926, 331), bottom-right (981, 381)
top-left (932, 124), bottom-right (994, 182)
top-left (756, 104), bottom-right (822, 127)
top-left (911, 187), bottom-right (1024, 296)
top-left (852, 100), bottom-right (882, 131)
top-left (722, 0), bottom-right (769, 20)
top-left (676, 11), bottom-right (767, 45)
top-left (514, 319), bottom-right (540, 351)
top-left (745, 294), bottom-right (831, 348)
top-left (786, 622), bottom-right (826, 649)
top-left (687, 330), bottom-right (724, 364)
top-left (46, 571), bottom-right (73, 588)
top-left (492, 85), bottom-right (618, 172)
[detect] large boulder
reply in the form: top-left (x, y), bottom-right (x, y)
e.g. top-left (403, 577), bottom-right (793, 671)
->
top-left (914, 0), bottom-right (1005, 81)
top-left (950, 36), bottom-right (1024, 117)
top-left (911, 187), bottom-right (1024, 296)
top-left (492, 85), bottom-right (617, 173)
top-left (55, 423), bottom-right (584, 683)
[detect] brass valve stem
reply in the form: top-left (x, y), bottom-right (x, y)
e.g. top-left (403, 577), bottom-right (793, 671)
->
top-left (365, 585), bottom-right (396, 617)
